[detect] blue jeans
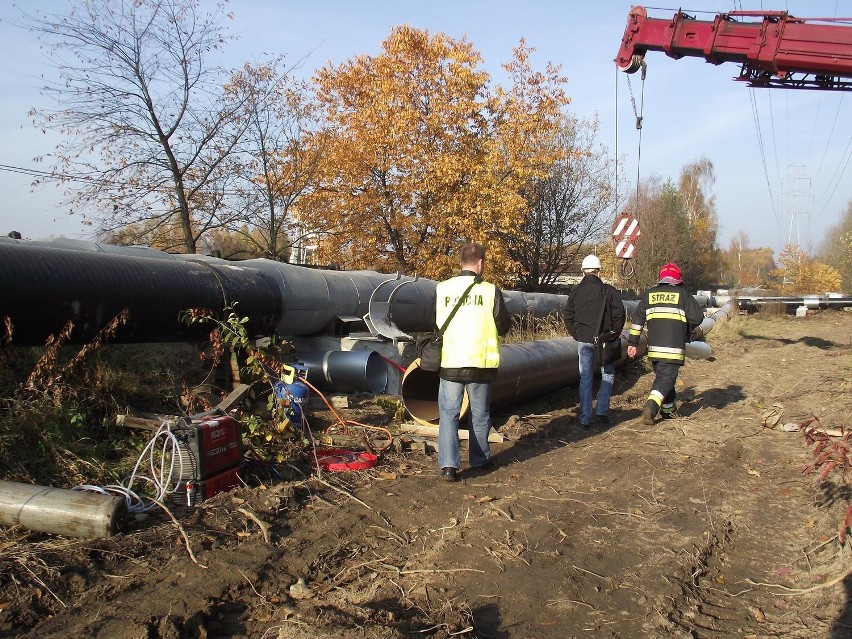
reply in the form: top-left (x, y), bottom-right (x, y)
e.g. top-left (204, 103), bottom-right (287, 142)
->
top-left (438, 379), bottom-right (492, 470)
top-left (577, 342), bottom-right (615, 425)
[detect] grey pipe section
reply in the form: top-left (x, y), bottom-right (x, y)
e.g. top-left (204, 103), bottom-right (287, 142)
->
top-left (682, 299), bottom-right (735, 359)
top-left (697, 300), bottom-right (736, 337)
top-left (0, 480), bottom-right (128, 538)
top-left (296, 350), bottom-right (388, 394)
top-left (735, 295), bottom-right (852, 313)
top-left (401, 332), bottom-right (648, 424)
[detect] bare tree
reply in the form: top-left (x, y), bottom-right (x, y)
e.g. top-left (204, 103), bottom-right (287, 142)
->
top-left (678, 157), bottom-right (720, 288)
top-left (506, 115), bottom-right (618, 291)
top-left (21, 0), bottom-right (250, 254)
top-left (219, 60), bottom-right (324, 262)
top-left (818, 201), bottom-right (852, 293)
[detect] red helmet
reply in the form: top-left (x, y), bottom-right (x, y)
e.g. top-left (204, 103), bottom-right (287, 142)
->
top-left (658, 263), bottom-right (682, 285)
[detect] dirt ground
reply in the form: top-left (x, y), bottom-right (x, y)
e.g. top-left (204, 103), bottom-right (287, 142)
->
top-left (1, 311), bottom-right (851, 639)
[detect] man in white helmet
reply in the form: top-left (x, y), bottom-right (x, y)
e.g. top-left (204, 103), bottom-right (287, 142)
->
top-left (564, 254), bottom-right (626, 428)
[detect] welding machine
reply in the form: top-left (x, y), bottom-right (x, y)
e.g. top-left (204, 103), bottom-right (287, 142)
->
top-left (172, 414), bottom-right (245, 505)
top-left (183, 465), bottom-right (243, 507)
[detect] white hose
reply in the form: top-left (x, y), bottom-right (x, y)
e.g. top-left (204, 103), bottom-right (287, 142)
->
top-left (74, 420), bottom-right (185, 513)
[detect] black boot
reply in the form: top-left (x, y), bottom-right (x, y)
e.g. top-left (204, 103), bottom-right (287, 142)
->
top-left (641, 400), bottom-right (658, 425)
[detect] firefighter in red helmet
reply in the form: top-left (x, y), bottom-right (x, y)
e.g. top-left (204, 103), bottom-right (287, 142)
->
top-left (626, 263), bottom-right (704, 425)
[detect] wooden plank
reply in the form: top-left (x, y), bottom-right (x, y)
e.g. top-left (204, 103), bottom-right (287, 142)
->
top-left (216, 383), bottom-right (252, 412)
top-left (398, 422), bottom-right (504, 443)
top-left (115, 414), bottom-right (169, 431)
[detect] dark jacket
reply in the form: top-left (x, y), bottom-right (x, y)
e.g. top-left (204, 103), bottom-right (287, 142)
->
top-left (627, 282), bottom-right (704, 365)
top-left (439, 269), bottom-right (510, 383)
top-left (564, 274), bottom-right (626, 344)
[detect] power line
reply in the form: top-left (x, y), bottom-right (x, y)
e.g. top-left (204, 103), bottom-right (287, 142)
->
top-left (812, 93), bottom-right (844, 190)
top-left (0, 162), bottom-right (95, 184)
top-left (748, 87), bottom-right (780, 224)
top-left (766, 90), bottom-right (783, 186)
top-left (814, 134), bottom-right (852, 221)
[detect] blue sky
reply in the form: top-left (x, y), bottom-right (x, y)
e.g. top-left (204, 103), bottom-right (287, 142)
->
top-left (1, 1), bottom-right (850, 257)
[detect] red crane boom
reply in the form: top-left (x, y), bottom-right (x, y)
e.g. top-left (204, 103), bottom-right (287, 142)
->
top-left (615, 5), bottom-right (852, 90)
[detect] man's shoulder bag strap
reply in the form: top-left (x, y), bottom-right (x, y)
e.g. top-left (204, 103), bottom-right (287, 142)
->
top-left (437, 277), bottom-right (480, 336)
top-left (593, 282), bottom-right (612, 344)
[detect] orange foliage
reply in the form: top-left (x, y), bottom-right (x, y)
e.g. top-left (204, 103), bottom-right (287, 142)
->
top-left (300, 26), bottom-right (569, 283)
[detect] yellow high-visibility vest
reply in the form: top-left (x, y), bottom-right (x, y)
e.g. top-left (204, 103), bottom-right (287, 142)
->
top-left (435, 276), bottom-right (500, 369)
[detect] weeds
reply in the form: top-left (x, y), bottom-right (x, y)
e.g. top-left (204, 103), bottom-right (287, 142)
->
top-left (0, 312), bottom-right (130, 484)
top-left (0, 311), bottom-right (211, 486)
top-left (802, 418), bottom-right (852, 543)
top-left (180, 307), bottom-right (303, 458)
top-left (505, 311), bottom-right (568, 343)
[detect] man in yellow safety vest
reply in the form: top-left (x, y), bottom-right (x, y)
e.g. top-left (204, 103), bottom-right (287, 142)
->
top-left (436, 243), bottom-right (510, 482)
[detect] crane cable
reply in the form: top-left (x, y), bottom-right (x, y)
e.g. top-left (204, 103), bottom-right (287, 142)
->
top-left (626, 59), bottom-right (647, 216)
top-left (617, 59), bottom-right (646, 281)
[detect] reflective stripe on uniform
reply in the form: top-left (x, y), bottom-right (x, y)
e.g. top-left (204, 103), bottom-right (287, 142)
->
top-left (647, 345), bottom-right (685, 361)
top-left (648, 390), bottom-right (664, 406)
top-left (628, 322), bottom-right (643, 336)
top-left (648, 345), bottom-right (684, 355)
top-left (646, 308), bottom-right (687, 323)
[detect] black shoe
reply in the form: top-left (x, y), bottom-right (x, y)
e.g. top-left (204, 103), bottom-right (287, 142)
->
top-left (440, 467), bottom-right (457, 482)
top-left (579, 421), bottom-right (593, 429)
top-left (661, 404), bottom-right (678, 419)
top-left (593, 414), bottom-right (611, 426)
top-left (472, 458), bottom-right (495, 470)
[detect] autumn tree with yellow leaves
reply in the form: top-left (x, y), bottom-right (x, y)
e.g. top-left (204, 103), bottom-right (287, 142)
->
top-left (718, 232), bottom-right (777, 288)
top-left (771, 244), bottom-right (842, 295)
top-left (818, 201), bottom-right (852, 293)
top-left (300, 27), bottom-right (569, 283)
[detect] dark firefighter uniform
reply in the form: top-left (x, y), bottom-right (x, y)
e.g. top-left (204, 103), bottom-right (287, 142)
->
top-left (628, 268), bottom-right (704, 423)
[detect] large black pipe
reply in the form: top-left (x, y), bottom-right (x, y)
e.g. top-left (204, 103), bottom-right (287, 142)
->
top-left (0, 242), bottom-right (282, 344)
top-left (0, 240), bottom-right (573, 345)
top-left (296, 350), bottom-right (388, 394)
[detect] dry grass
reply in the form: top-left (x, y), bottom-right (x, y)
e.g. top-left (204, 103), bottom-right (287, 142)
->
top-left (504, 312), bottom-right (568, 344)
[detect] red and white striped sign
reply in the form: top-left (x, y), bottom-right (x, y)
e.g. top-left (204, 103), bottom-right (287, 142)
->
top-left (611, 214), bottom-right (641, 259)
top-left (615, 239), bottom-right (637, 258)
top-left (611, 214), bottom-right (641, 241)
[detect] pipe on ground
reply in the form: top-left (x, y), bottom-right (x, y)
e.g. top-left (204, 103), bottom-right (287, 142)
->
top-left (0, 480), bottom-right (128, 538)
top-left (401, 333), bottom-right (648, 425)
top-left (696, 301), bottom-right (737, 339)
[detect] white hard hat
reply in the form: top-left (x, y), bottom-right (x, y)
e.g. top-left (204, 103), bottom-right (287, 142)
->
top-left (581, 254), bottom-right (602, 271)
